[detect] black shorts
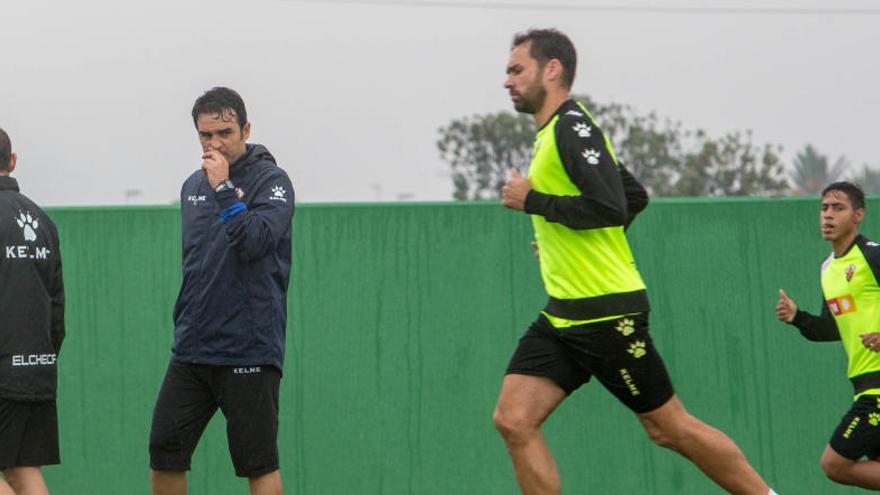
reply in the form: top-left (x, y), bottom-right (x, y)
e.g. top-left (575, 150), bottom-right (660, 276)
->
top-left (506, 313), bottom-right (674, 414)
top-left (149, 362), bottom-right (281, 478)
top-left (829, 395), bottom-right (880, 460)
top-left (0, 398), bottom-right (60, 470)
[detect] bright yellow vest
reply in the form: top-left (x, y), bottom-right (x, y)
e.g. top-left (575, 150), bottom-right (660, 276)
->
top-left (529, 102), bottom-right (648, 328)
top-left (821, 237), bottom-right (880, 398)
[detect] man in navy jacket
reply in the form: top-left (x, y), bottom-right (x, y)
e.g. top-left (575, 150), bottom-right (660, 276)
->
top-left (149, 88), bottom-right (294, 495)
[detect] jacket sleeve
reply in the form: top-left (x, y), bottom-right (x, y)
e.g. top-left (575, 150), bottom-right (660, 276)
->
top-left (213, 168), bottom-right (295, 262)
top-left (619, 162), bottom-right (648, 229)
top-left (50, 225), bottom-right (65, 354)
top-left (788, 299), bottom-right (840, 342)
top-left (523, 113), bottom-right (627, 230)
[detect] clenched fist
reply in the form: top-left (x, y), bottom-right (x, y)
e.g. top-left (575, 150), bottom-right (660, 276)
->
top-left (502, 169), bottom-right (531, 211)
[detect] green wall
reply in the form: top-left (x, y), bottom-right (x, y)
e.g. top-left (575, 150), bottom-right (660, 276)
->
top-left (38, 198), bottom-right (875, 494)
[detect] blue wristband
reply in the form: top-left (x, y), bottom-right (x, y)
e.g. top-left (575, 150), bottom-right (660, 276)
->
top-left (220, 202), bottom-right (247, 223)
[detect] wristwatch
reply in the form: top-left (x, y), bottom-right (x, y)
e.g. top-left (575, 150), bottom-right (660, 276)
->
top-left (214, 180), bottom-right (235, 193)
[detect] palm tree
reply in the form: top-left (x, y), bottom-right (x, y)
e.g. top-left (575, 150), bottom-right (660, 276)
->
top-left (790, 144), bottom-right (849, 194)
top-left (850, 164), bottom-right (880, 195)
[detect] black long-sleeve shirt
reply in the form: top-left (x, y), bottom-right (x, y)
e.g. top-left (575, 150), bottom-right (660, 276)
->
top-left (790, 303), bottom-right (841, 342)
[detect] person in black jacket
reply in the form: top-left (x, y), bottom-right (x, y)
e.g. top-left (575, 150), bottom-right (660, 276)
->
top-left (149, 88), bottom-right (294, 495)
top-left (0, 127), bottom-right (64, 495)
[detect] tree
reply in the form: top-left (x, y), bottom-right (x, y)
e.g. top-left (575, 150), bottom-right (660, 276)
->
top-left (572, 95), bottom-right (685, 196)
top-left (674, 131), bottom-right (787, 196)
top-left (789, 144), bottom-right (849, 195)
top-left (437, 95), bottom-right (788, 198)
top-left (850, 164), bottom-right (880, 195)
top-left (436, 112), bottom-right (535, 200)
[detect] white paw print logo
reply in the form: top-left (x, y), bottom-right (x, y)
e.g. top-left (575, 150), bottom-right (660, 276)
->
top-left (615, 318), bottom-right (635, 337)
top-left (269, 185), bottom-right (288, 203)
top-left (581, 148), bottom-right (601, 165)
top-left (572, 122), bottom-right (592, 138)
top-left (627, 341), bottom-right (647, 359)
top-left (15, 211), bottom-right (38, 242)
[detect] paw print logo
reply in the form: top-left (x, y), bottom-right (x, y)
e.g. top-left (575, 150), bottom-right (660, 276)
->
top-left (869, 412), bottom-right (880, 426)
top-left (572, 122), bottom-right (592, 138)
top-left (581, 149), bottom-right (601, 165)
top-left (272, 185), bottom-right (286, 198)
top-left (15, 211), bottom-right (38, 242)
top-left (615, 318), bottom-right (635, 337)
top-left (627, 340), bottom-right (647, 359)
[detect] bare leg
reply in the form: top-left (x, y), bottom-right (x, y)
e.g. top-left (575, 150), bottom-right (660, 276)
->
top-left (248, 470), bottom-right (282, 495)
top-left (2, 467), bottom-right (48, 495)
top-left (150, 469), bottom-right (186, 495)
top-left (820, 444), bottom-right (880, 489)
top-left (638, 395), bottom-right (769, 495)
top-left (493, 374), bottom-right (567, 495)
top-left (0, 478), bottom-right (14, 495)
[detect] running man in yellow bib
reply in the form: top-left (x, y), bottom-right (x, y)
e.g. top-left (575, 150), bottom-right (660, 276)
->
top-left (493, 28), bottom-right (776, 495)
top-left (777, 181), bottom-right (880, 490)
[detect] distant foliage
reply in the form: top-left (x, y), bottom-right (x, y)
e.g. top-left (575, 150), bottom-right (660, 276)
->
top-left (850, 164), bottom-right (880, 195)
top-left (437, 112), bottom-right (535, 200)
top-left (437, 94), bottom-right (789, 199)
top-left (789, 144), bottom-right (849, 195)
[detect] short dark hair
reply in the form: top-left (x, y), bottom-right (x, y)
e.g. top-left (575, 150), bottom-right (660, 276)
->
top-left (191, 87), bottom-right (248, 130)
top-left (0, 127), bottom-right (11, 172)
top-left (822, 181), bottom-right (865, 211)
top-left (512, 28), bottom-right (577, 89)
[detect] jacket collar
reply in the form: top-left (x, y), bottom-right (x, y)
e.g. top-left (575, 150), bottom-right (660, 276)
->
top-left (228, 145), bottom-right (252, 179)
top-left (0, 176), bottom-right (19, 192)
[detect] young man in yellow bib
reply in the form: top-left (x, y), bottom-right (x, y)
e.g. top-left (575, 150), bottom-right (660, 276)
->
top-left (777, 181), bottom-right (880, 490)
top-left (494, 28), bottom-right (776, 495)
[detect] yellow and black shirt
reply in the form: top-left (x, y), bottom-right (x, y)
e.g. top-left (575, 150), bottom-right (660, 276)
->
top-left (524, 99), bottom-right (649, 328)
top-left (790, 234), bottom-right (880, 399)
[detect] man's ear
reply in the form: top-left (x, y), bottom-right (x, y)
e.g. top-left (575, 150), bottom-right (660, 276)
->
top-left (543, 59), bottom-right (563, 85)
top-left (855, 207), bottom-right (865, 224)
top-left (7, 152), bottom-right (16, 174)
top-left (241, 122), bottom-right (251, 142)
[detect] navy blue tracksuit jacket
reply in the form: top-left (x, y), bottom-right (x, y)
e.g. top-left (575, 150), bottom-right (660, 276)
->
top-left (172, 144), bottom-right (294, 371)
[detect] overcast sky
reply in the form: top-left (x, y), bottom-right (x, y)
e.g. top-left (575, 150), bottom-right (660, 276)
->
top-left (1, 0), bottom-right (877, 206)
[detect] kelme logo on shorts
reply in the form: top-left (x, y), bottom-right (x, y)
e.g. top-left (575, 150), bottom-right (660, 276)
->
top-left (619, 368), bottom-right (640, 396)
top-left (870, 413), bottom-right (880, 427)
top-left (827, 295), bottom-right (856, 316)
top-left (233, 366), bottom-right (262, 375)
top-left (615, 318), bottom-right (635, 336)
top-left (627, 341), bottom-right (647, 359)
top-left (844, 417), bottom-right (860, 438)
